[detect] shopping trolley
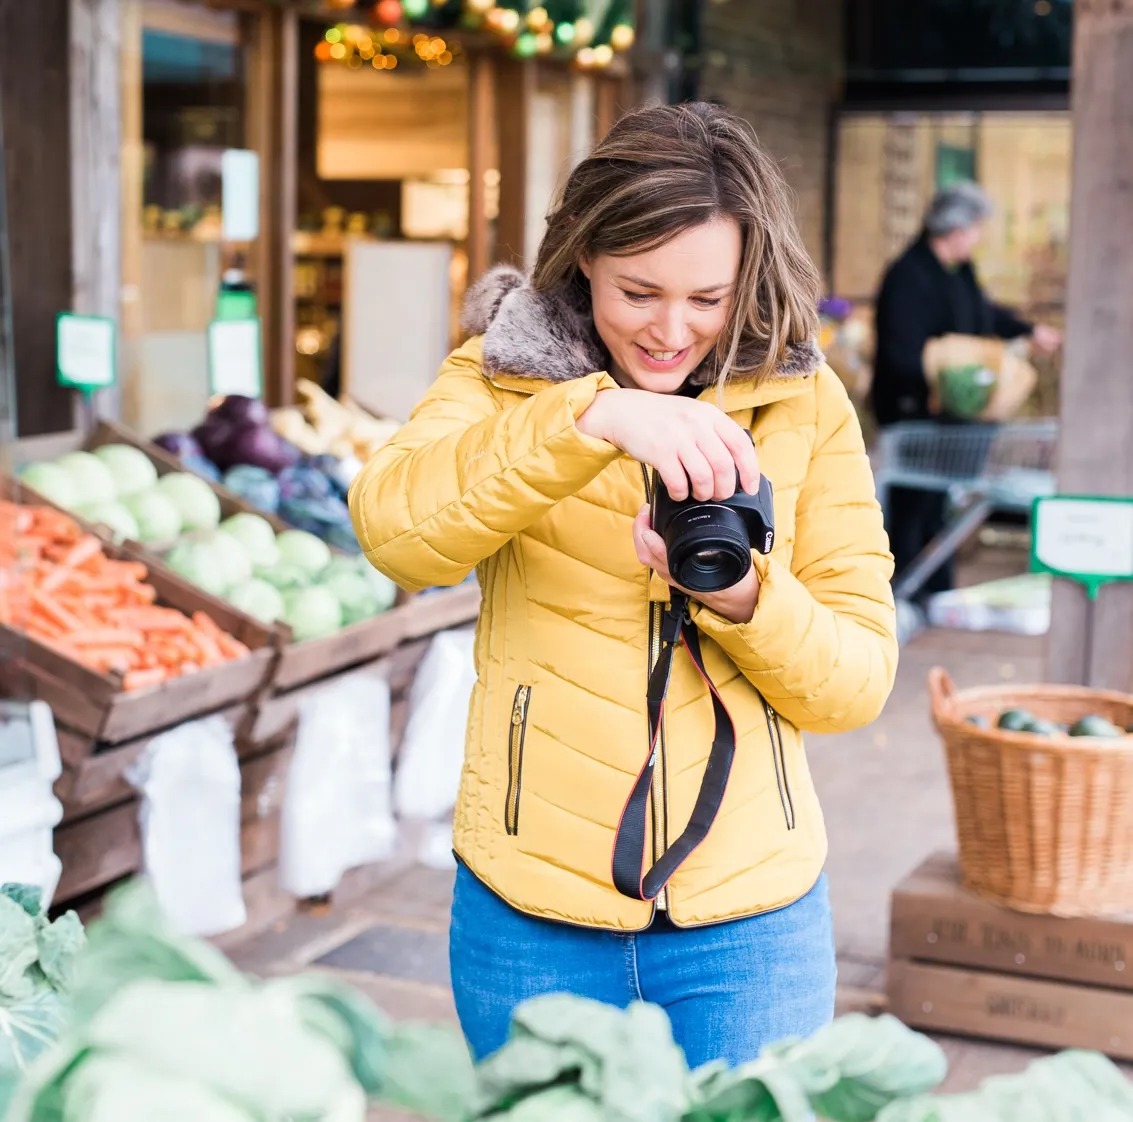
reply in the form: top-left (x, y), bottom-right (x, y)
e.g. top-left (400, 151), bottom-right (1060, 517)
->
top-left (872, 419), bottom-right (1059, 608)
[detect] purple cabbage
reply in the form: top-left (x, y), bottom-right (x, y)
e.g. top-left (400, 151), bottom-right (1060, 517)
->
top-left (153, 431), bottom-right (203, 460)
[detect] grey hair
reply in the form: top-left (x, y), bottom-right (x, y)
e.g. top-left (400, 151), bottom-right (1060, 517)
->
top-left (923, 181), bottom-right (994, 237)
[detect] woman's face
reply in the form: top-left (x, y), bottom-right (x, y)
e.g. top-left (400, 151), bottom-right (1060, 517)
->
top-left (580, 217), bottom-right (743, 393)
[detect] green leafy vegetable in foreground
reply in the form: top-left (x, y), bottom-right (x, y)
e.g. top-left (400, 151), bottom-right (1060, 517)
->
top-left (3, 878), bottom-right (1133, 1122)
top-left (0, 884), bottom-right (86, 1119)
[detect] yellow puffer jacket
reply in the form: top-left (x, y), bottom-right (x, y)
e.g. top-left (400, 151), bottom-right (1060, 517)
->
top-left (349, 266), bottom-right (898, 931)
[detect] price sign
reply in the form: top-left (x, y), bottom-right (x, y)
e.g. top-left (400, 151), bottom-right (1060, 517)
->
top-left (56, 313), bottom-right (116, 391)
top-left (1031, 495), bottom-right (1133, 599)
top-left (207, 318), bottom-right (262, 399)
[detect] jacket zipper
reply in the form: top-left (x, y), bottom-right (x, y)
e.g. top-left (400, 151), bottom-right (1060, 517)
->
top-left (642, 465), bottom-right (669, 910)
top-left (761, 697), bottom-right (795, 830)
top-left (505, 685), bottom-right (531, 836)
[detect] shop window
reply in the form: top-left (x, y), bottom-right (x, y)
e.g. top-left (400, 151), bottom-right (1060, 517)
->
top-left (121, 0), bottom-right (259, 437)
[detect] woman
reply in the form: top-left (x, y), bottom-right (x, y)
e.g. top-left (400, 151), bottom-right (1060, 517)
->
top-left (349, 102), bottom-right (897, 1068)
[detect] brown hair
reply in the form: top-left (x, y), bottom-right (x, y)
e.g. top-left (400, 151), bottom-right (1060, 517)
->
top-left (532, 101), bottom-right (821, 385)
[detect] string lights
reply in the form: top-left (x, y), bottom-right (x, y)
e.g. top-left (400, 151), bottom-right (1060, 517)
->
top-left (312, 0), bottom-right (634, 69)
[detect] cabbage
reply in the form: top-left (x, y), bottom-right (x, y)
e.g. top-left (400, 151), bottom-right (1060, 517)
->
top-left (19, 463), bottom-right (78, 510)
top-left (123, 490), bottom-right (183, 542)
top-left (227, 578), bottom-right (286, 624)
top-left (361, 565), bottom-right (398, 612)
top-left (165, 539), bottom-right (230, 597)
top-left (156, 472), bottom-right (222, 532)
top-left (207, 530), bottom-right (254, 591)
top-left (56, 452), bottom-right (117, 506)
top-left (255, 563), bottom-right (310, 592)
top-left (80, 501), bottom-right (140, 542)
top-left (0, 885), bottom-right (85, 1116)
top-left (223, 466), bottom-right (281, 515)
top-left (219, 513), bottom-right (280, 569)
top-left (275, 530), bottom-right (331, 578)
top-left (284, 586), bottom-right (342, 641)
top-left (321, 571), bottom-right (382, 626)
top-left (92, 444), bottom-right (158, 498)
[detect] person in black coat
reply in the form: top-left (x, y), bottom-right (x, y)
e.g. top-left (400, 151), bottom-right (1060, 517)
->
top-left (870, 182), bottom-right (1062, 599)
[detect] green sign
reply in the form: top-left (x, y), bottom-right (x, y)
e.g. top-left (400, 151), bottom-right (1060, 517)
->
top-left (207, 318), bottom-right (262, 399)
top-left (56, 313), bottom-right (116, 391)
top-left (1031, 495), bottom-right (1133, 600)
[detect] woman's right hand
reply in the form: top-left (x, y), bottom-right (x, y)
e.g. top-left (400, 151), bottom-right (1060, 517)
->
top-left (577, 388), bottom-right (760, 502)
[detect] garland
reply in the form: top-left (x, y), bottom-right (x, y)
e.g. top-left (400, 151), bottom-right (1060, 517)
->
top-left (308, 0), bottom-right (633, 68)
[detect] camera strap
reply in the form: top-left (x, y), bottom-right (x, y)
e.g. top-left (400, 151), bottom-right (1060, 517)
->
top-left (611, 590), bottom-right (737, 902)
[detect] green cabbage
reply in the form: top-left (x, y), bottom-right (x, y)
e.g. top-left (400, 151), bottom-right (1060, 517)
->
top-left (227, 578), bottom-right (286, 624)
top-left (165, 538), bottom-right (232, 598)
top-left (219, 514), bottom-right (280, 569)
top-left (19, 463), bottom-right (78, 511)
top-left (276, 530), bottom-right (331, 579)
top-left (156, 473), bottom-right (222, 532)
top-left (0, 884), bottom-right (85, 1119)
top-left (208, 531), bottom-right (253, 591)
top-left (284, 586), bottom-right (342, 641)
top-left (78, 502), bottom-right (140, 543)
top-left (56, 452), bottom-right (117, 507)
top-left (91, 445), bottom-right (158, 498)
top-left (321, 571), bottom-right (383, 626)
top-left (123, 491), bottom-right (183, 542)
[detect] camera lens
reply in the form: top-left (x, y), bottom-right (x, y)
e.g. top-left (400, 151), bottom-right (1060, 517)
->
top-left (664, 506), bottom-right (752, 593)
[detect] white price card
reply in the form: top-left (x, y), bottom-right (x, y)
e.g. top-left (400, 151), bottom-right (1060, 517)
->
top-left (207, 318), bottom-right (262, 399)
top-left (56, 313), bottom-right (116, 390)
top-left (1032, 495), bottom-right (1133, 598)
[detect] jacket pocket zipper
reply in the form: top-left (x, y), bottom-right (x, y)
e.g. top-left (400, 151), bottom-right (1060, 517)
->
top-left (762, 698), bottom-right (796, 830)
top-left (505, 685), bottom-right (532, 836)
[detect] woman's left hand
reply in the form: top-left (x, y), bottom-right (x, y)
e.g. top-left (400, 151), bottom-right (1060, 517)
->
top-left (633, 506), bottom-right (760, 624)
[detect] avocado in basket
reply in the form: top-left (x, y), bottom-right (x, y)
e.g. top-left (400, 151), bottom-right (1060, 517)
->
top-left (1068, 714), bottom-right (1125, 739)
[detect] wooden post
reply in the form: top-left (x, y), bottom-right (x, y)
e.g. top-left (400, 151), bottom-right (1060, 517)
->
top-left (70, 0), bottom-right (123, 421)
top-left (467, 51), bottom-right (496, 284)
top-left (494, 57), bottom-right (533, 270)
top-left (0, 0), bottom-right (77, 437)
top-left (245, 6), bottom-right (299, 409)
top-left (1046, 0), bottom-right (1133, 691)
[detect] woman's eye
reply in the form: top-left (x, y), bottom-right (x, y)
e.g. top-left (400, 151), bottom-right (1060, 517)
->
top-left (693, 296), bottom-right (723, 309)
top-left (622, 291), bottom-right (654, 304)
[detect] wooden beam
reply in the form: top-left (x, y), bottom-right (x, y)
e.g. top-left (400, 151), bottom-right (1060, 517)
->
top-left (467, 51), bottom-right (496, 284)
top-left (0, 0), bottom-right (77, 437)
top-left (494, 57), bottom-right (533, 270)
top-left (70, 0), bottom-right (123, 420)
top-left (1046, 0), bottom-right (1133, 691)
top-left (245, 6), bottom-right (299, 408)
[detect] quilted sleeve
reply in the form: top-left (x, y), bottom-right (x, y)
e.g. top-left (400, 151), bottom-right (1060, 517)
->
top-left (348, 340), bottom-right (622, 592)
top-left (691, 367), bottom-right (898, 733)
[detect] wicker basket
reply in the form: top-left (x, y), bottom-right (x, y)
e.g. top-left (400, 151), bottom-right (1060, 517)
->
top-left (929, 667), bottom-right (1133, 917)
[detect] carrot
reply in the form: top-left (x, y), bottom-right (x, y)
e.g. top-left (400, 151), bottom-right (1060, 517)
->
top-left (81, 647), bottom-right (140, 672)
top-left (30, 590), bottom-right (84, 633)
top-left (192, 611), bottom-right (224, 639)
top-left (216, 633), bottom-right (250, 660)
top-left (123, 667), bottom-right (169, 692)
top-left (66, 629), bottom-right (145, 648)
top-left (57, 534), bottom-right (103, 571)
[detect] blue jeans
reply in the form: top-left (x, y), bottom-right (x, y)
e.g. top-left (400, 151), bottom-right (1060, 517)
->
top-left (449, 864), bottom-right (837, 1068)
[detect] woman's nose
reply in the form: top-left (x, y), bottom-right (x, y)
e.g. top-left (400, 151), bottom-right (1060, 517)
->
top-left (649, 304), bottom-right (690, 349)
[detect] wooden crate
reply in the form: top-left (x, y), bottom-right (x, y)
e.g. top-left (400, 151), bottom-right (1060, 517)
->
top-left (887, 852), bottom-right (1133, 1059)
top-left (0, 517), bottom-right (280, 744)
top-left (15, 419), bottom-right (480, 692)
top-left (51, 715), bottom-right (296, 908)
top-left (887, 959), bottom-right (1133, 1061)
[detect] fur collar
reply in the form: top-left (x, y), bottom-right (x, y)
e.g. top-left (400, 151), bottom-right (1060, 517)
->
top-left (460, 264), bottom-right (823, 387)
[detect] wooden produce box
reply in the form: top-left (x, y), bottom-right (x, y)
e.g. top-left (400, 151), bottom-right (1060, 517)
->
top-left (23, 419), bottom-right (477, 692)
top-left (51, 710), bottom-right (296, 911)
top-left (0, 487), bottom-right (279, 745)
top-left (887, 852), bottom-right (1133, 1060)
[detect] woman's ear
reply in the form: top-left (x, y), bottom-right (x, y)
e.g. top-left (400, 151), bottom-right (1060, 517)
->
top-left (578, 256), bottom-right (592, 281)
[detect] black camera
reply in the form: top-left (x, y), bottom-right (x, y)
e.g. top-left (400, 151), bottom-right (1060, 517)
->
top-left (651, 471), bottom-right (775, 594)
